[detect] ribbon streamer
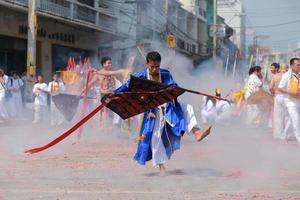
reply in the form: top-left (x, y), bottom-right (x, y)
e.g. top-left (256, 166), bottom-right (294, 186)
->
top-left (24, 104), bottom-right (104, 154)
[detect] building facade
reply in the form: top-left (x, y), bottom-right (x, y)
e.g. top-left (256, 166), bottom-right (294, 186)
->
top-left (217, 0), bottom-right (246, 57)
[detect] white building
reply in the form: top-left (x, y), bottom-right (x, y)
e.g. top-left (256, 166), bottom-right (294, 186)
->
top-left (217, 0), bottom-right (246, 55)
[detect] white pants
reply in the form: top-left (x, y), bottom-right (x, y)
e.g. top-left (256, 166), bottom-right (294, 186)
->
top-left (151, 103), bottom-right (200, 166)
top-left (273, 95), bottom-right (286, 139)
top-left (286, 105), bottom-right (300, 143)
top-left (246, 104), bottom-right (260, 126)
top-left (50, 102), bottom-right (64, 126)
top-left (33, 104), bottom-right (48, 123)
top-left (8, 93), bottom-right (23, 119)
top-left (201, 108), bottom-right (217, 125)
top-left (0, 91), bottom-right (8, 121)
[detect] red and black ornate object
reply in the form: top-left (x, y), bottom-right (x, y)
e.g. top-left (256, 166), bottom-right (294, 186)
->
top-left (101, 76), bottom-right (185, 120)
top-left (101, 76), bottom-right (228, 120)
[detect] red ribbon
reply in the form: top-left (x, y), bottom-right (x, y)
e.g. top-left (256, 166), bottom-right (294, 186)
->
top-left (24, 104), bottom-right (104, 154)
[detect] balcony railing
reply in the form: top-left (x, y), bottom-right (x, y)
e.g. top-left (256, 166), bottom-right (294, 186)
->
top-left (1, 0), bottom-right (118, 34)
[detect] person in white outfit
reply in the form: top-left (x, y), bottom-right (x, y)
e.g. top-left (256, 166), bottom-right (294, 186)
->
top-left (48, 73), bottom-right (66, 126)
top-left (201, 89), bottom-right (232, 125)
top-left (201, 96), bottom-right (217, 125)
top-left (7, 71), bottom-right (24, 119)
top-left (245, 66), bottom-right (263, 126)
top-left (278, 58), bottom-right (300, 144)
top-left (33, 74), bottom-right (48, 124)
top-left (0, 68), bottom-right (9, 122)
top-left (269, 63), bottom-right (289, 139)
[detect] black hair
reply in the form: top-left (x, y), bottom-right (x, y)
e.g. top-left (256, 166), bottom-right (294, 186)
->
top-left (290, 58), bottom-right (300, 66)
top-left (271, 62), bottom-right (280, 70)
top-left (146, 51), bottom-right (161, 63)
top-left (248, 65), bottom-right (261, 75)
top-left (101, 56), bottom-right (112, 66)
top-left (37, 74), bottom-right (44, 78)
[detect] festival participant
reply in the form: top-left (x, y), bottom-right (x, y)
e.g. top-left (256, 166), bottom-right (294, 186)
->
top-left (32, 74), bottom-right (48, 124)
top-left (245, 66), bottom-right (263, 126)
top-left (114, 51), bottom-right (211, 175)
top-left (7, 71), bottom-right (24, 119)
top-left (87, 57), bottom-right (120, 127)
top-left (48, 73), bottom-right (66, 126)
top-left (270, 62), bottom-right (280, 76)
top-left (270, 63), bottom-right (289, 139)
top-left (215, 89), bottom-right (232, 124)
top-left (0, 68), bottom-right (9, 123)
top-left (94, 56), bottom-right (136, 130)
top-left (201, 93), bottom-right (217, 125)
top-left (278, 58), bottom-right (300, 144)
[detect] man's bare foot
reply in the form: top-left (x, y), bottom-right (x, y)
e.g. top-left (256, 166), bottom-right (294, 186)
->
top-left (192, 126), bottom-right (212, 142)
top-left (158, 164), bottom-right (166, 176)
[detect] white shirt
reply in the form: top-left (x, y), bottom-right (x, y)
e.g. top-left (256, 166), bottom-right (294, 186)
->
top-left (33, 82), bottom-right (48, 106)
top-left (278, 71), bottom-right (300, 107)
top-left (245, 74), bottom-right (262, 99)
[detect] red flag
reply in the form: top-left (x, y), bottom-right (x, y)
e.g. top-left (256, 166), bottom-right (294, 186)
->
top-left (24, 104), bottom-right (104, 154)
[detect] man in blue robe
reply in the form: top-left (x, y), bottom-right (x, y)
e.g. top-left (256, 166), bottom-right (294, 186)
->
top-left (115, 51), bottom-right (211, 175)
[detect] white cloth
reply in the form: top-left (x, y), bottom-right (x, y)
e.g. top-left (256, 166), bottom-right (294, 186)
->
top-left (245, 74), bottom-right (262, 99)
top-left (215, 100), bottom-right (232, 124)
top-left (273, 94), bottom-right (287, 139)
top-left (33, 83), bottom-right (48, 106)
top-left (278, 72), bottom-right (300, 142)
top-left (201, 97), bottom-right (217, 125)
top-left (245, 74), bottom-right (263, 126)
top-left (0, 75), bottom-right (9, 120)
top-left (7, 78), bottom-right (23, 118)
top-left (151, 103), bottom-right (200, 166)
top-left (278, 71), bottom-right (300, 108)
top-left (48, 81), bottom-right (65, 126)
top-left (33, 104), bottom-right (48, 123)
top-left (286, 106), bottom-right (300, 143)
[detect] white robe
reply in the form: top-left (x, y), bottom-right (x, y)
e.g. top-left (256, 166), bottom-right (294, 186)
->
top-left (245, 74), bottom-right (262, 126)
top-left (7, 78), bottom-right (23, 119)
top-left (151, 103), bottom-right (200, 166)
top-left (0, 75), bottom-right (9, 121)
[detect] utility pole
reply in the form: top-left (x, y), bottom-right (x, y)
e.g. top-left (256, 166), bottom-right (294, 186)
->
top-left (27, 0), bottom-right (36, 78)
top-left (212, 0), bottom-right (217, 58)
top-left (27, 0), bottom-right (37, 100)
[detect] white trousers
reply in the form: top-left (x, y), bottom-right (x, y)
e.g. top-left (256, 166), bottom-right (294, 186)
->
top-left (286, 105), bottom-right (300, 143)
top-left (151, 103), bottom-right (199, 166)
top-left (246, 104), bottom-right (260, 126)
top-left (201, 108), bottom-right (217, 125)
top-left (50, 102), bottom-right (64, 126)
top-left (33, 104), bottom-right (48, 123)
top-left (8, 93), bottom-right (23, 118)
top-left (0, 92), bottom-right (8, 120)
top-left (273, 95), bottom-right (286, 139)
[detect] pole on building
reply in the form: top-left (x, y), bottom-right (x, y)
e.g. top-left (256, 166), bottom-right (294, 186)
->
top-left (212, 0), bottom-right (217, 58)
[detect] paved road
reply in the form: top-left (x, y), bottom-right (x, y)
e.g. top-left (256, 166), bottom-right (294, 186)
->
top-left (1, 119), bottom-right (300, 200)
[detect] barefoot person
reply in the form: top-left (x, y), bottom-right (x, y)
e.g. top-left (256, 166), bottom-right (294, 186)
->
top-left (114, 51), bottom-right (211, 175)
top-left (270, 63), bottom-right (289, 139)
top-left (278, 58), bottom-right (300, 144)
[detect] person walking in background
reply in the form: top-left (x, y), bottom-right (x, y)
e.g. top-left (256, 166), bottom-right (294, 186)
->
top-left (48, 72), bottom-right (65, 126)
top-left (0, 68), bottom-right (9, 123)
top-left (32, 74), bottom-right (48, 124)
top-left (270, 63), bottom-right (289, 139)
top-left (278, 58), bottom-right (300, 144)
top-left (7, 71), bottom-right (24, 119)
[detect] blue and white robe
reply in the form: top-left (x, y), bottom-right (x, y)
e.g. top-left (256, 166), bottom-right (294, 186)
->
top-left (115, 68), bottom-right (199, 166)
